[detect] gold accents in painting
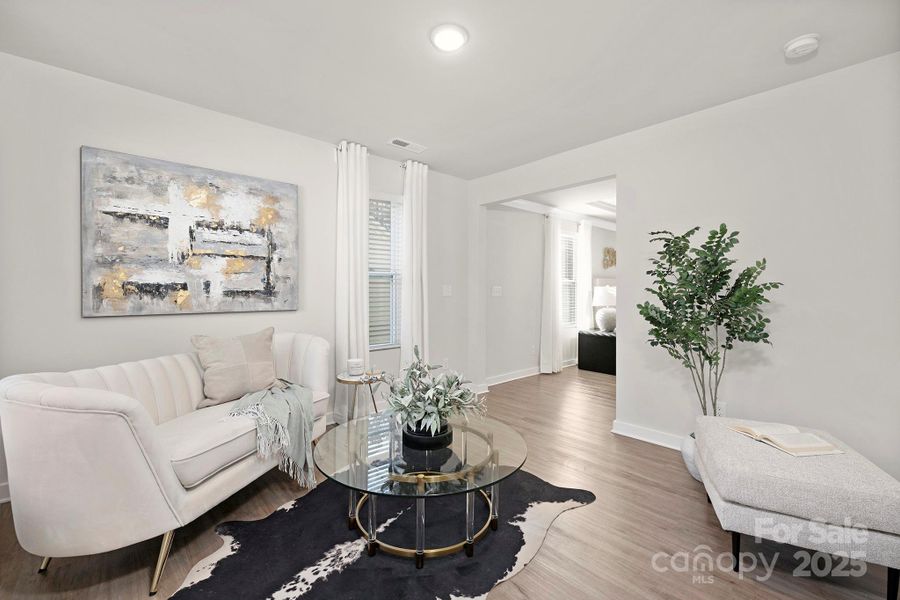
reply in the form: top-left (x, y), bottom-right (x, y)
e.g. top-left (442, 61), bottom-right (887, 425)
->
top-left (174, 289), bottom-right (191, 307)
top-left (185, 183), bottom-right (222, 219)
top-left (254, 206), bottom-right (280, 227)
top-left (223, 257), bottom-right (248, 274)
top-left (98, 267), bottom-right (131, 300)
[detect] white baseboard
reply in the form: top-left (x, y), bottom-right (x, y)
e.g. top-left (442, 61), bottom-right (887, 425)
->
top-left (611, 419), bottom-right (683, 451)
top-left (485, 366), bottom-right (540, 387)
top-left (471, 382), bottom-right (489, 394)
top-left (562, 358), bottom-right (578, 368)
top-left (0, 481), bottom-right (9, 504)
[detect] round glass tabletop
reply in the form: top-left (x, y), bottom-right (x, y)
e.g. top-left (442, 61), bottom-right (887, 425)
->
top-left (314, 412), bottom-right (527, 498)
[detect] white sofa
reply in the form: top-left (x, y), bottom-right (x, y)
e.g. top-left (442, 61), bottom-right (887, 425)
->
top-left (0, 331), bottom-right (330, 596)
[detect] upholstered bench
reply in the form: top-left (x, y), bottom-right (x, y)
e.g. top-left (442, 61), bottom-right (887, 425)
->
top-left (695, 416), bottom-right (900, 599)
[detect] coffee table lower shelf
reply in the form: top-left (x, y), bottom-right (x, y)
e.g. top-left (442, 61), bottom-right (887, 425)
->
top-left (351, 488), bottom-right (497, 568)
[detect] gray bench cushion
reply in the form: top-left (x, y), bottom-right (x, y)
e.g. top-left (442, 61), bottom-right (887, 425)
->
top-left (695, 416), bottom-right (900, 536)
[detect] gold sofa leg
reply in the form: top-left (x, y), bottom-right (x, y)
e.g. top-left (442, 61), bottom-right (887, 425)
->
top-left (149, 530), bottom-right (174, 597)
top-left (37, 556), bottom-right (52, 573)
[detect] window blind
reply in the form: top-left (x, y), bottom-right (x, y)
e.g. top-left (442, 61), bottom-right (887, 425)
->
top-left (560, 235), bottom-right (577, 327)
top-left (368, 199), bottom-right (401, 348)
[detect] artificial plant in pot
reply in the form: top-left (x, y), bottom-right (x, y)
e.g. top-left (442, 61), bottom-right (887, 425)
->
top-left (637, 224), bottom-right (781, 481)
top-left (386, 346), bottom-right (485, 450)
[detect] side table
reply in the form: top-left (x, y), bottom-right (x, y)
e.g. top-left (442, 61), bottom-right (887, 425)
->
top-left (336, 372), bottom-right (385, 419)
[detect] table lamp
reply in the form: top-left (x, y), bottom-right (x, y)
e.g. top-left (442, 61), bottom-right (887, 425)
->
top-left (592, 285), bottom-right (617, 332)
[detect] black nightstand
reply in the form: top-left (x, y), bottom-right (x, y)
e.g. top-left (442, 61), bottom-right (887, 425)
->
top-left (578, 330), bottom-right (616, 375)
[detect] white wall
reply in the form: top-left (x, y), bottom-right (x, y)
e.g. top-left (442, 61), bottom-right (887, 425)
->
top-left (0, 52), bottom-right (470, 499)
top-left (471, 53), bottom-right (900, 478)
top-left (483, 208), bottom-right (584, 383)
top-left (485, 208), bottom-right (544, 383)
top-left (427, 171), bottom-right (471, 375)
top-left (592, 227), bottom-right (617, 282)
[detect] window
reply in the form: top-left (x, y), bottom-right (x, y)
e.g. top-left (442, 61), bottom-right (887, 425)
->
top-left (560, 235), bottom-right (577, 327)
top-left (369, 198), bottom-right (401, 348)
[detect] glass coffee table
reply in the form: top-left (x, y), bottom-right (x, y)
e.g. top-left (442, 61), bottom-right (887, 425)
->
top-left (313, 412), bottom-right (527, 568)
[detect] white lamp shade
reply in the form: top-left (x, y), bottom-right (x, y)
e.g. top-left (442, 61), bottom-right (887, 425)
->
top-left (593, 285), bottom-right (616, 307)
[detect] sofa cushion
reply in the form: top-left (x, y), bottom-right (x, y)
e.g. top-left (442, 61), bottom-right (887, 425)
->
top-left (157, 390), bottom-right (330, 489)
top-left (695, 416), bottom-right (900, 535)
top-left (157, 401), bottom-right (257, 489)
top-left (192, 327), bottom-right (277, 407)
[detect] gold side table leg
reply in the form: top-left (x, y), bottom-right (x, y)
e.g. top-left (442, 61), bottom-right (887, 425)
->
top-left (368, 382), bottom-right (379, 413)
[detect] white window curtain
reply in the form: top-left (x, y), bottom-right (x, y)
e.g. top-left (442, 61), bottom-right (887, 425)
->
top-left (400, 160), bottom-right (429, 366)
top-left (540, 215), bottom-right (562, 373)
top-left (334, 140), bottom-right (370, 423)
top-left (576, 220), bottom-right (593, 330)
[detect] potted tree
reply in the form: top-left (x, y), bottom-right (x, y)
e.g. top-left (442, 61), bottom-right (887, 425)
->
top-left (637, 224), bottom-right (781, 480)
top-left (386, 347), bottom-right (485, 450)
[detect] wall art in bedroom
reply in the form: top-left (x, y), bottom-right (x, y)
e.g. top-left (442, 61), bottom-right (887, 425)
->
top-left (81, 147), bottom-right (299, 317)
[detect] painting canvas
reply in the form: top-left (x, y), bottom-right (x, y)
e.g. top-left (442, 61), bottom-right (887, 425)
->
top-left (81, 147), bottom-right (299, 317)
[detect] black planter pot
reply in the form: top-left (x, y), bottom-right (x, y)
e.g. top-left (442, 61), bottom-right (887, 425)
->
top-left (402, 420), bottom-right (453, 450)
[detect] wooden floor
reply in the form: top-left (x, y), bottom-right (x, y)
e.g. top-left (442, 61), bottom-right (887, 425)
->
top-left (0, 367), bottom-right (888, 599)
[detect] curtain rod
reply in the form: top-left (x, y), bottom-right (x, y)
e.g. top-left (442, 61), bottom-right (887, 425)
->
top-left (400, 160), bottom-right (428, 169)
top-left (334, 143), bottom-right (428, 169)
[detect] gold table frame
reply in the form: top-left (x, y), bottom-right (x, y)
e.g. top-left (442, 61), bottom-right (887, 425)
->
top-left (354, 487), bottom-right (494, 561)
top-left (326, 421), bottom-right (514, 569)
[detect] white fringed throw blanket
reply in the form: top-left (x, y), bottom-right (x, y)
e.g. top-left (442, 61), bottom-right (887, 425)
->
top-left (230, 380), bottom-right (317, 489)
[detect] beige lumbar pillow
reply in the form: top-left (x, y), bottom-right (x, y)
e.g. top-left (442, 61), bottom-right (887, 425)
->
top-left (192, 327), bottom-right (277, 407)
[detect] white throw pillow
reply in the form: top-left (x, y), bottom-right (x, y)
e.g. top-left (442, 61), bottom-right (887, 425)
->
top-left (192, 327), bottom-right (277, 407)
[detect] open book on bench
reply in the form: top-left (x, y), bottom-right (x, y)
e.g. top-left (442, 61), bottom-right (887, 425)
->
top-left (729, 423), bottom-right (844, 457)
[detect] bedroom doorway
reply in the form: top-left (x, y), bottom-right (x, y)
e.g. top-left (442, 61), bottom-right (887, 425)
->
top-left (481, 176), bottom-right (617, 387)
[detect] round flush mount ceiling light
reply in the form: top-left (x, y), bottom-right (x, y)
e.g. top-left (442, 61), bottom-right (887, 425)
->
top-left (430, 24), bottom-right (468, 52)
top-left (784, 34), bottom-right (820, 59)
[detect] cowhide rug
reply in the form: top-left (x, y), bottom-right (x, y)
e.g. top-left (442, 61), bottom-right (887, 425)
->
top-left (172, 470), bottom-right (594, 599)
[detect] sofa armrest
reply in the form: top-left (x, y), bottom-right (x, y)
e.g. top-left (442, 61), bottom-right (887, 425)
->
top-left (0, 382), bottom-right (184, 556)
top-left (274, 333), bottom-right (331, 395)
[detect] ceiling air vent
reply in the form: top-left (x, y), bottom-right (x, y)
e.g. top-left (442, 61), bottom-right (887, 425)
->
top-left (388, 138), bottom-right (427, 154)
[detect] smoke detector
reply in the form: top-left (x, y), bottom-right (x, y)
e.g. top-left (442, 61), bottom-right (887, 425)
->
top-left (388, 138), bottom-right (427, 154)
top-left (784, 34), bottom-right (820, 59)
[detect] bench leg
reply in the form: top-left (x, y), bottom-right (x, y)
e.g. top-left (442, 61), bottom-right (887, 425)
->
top-left (888, 566), bottom-right (898, 600)
top-left (730, 531), bottom-right (740, 573)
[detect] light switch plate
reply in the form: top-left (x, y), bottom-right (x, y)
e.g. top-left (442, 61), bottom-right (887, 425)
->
top-left (491, 285), bottom-right (503, 297)
top-left (442, 284), bottom-right (452, 297)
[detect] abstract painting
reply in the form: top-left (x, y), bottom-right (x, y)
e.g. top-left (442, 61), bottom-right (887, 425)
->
top-left (602, 247), bottom-right (617, 270)
top-left (81, 147), bottom-right (298, 317)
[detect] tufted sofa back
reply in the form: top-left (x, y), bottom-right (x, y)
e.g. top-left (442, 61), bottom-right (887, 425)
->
top-left (0, 332), bottom-right (330, 425)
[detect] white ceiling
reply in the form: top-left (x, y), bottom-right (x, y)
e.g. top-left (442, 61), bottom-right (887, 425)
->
top-left (497, 178), bottom-right (618, 229)
top-left (524, 179), bottom-right (617, 221)
top-left (1, 1), bottom-right (897, 179)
